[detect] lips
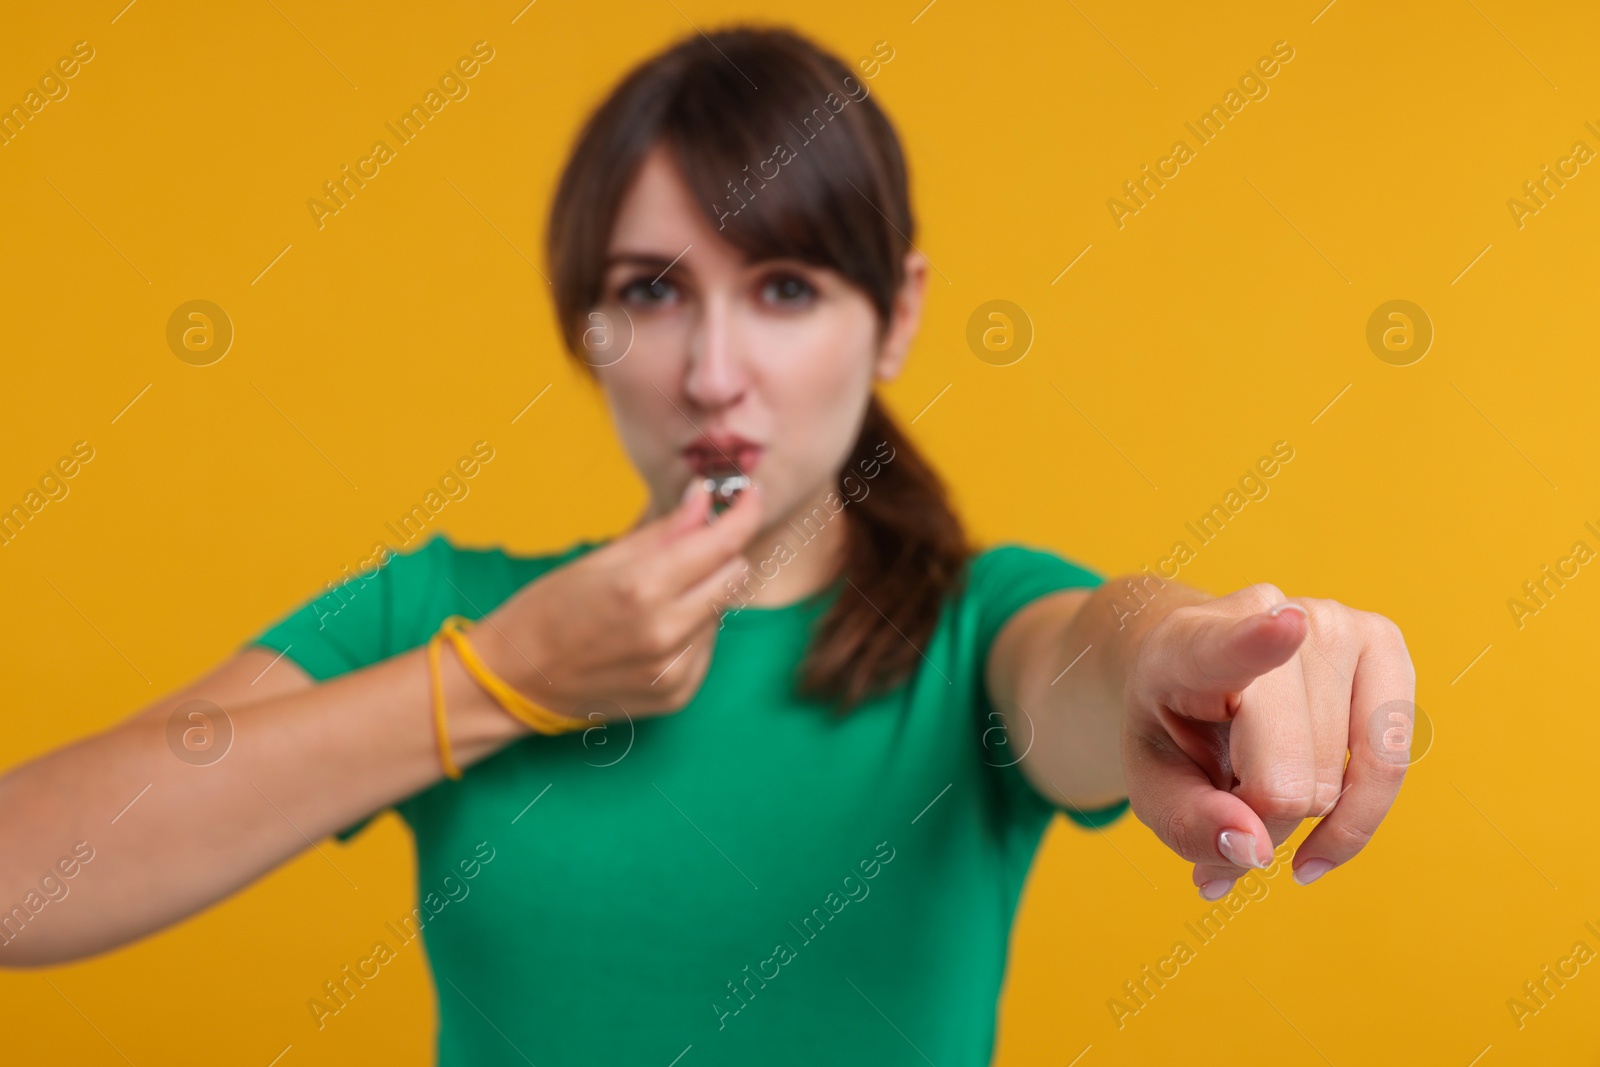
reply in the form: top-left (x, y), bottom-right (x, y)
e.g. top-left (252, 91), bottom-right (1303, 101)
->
top-left (683, 434), bottom-right (761, 476)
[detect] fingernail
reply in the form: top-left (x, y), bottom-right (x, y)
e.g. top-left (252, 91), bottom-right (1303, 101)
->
top-left (1217, 829), bottom-right (1268, 869)
top-left (1269, 603), bottom-right (1306, 620)
top-left (1199, 879), bottom-right (1235, 901)
top-left (1293, 858), bottom-right (1335, 885)
top-left (681, 480), bottom-right (701, 504)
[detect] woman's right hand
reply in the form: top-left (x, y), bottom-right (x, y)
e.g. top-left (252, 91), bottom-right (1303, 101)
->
top-left (480, 477), bottom-right (765, 722)
top-left (0, 480), bottom-right (766, 968)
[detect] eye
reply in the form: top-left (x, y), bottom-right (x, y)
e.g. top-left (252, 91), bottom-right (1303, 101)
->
top-left (760, 271), bottom-right (816, 308)
top-left (618, 275), bottom-right (679, 308)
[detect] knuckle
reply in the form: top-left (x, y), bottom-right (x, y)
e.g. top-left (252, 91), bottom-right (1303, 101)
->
top-left (636, 575), bottom-right (666, 605)
top-left (1258, 796), bottom-right (1309, 824)
top-left (647, 645), bottom-right (683, 680)
top-left (1170, 604), bottom-right (1207, 628)
top-left (1328, 820), bottom-right (1374, 851)
top-left (1252, 582), bottom-right (1287, 606)
top-left (1156, 806), bottom-right (1190, 854)
top-left (639, 617), bottom-right (678, 657)
top-left (660, 619), bottom-right (688, 646)
top-left (1290, 597), bottom-right (1344, 649)
top-left (611, 573), bottom-right (645, 608)
top-left (1238, 778), bottom-right (1318, 821)
top-left (1363, 750), bottom-right (1410, 787)
top-left (1295, 597), bottom-right (1336, 636)
top-left (1312, 777), bottom-right (1345, 816)
top-left (1365, 609), bottom-right (1400, 637)
top-left (1154, 804), bottom-right (1203, 859)
top-left (1331, 605), bottom-right (1365, 650)
top-left (1371, 612), bottom-right (1410, 653)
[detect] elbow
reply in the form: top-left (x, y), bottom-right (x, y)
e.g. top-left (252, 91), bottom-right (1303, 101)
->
top-left (0, 904), bottom-right (73, 969)
top-left (0, 936), bottom-right (66, 970)
top-left (0, 910), bottom-right (121, 970)
top-left (0, 899), bottom-right (76, 969)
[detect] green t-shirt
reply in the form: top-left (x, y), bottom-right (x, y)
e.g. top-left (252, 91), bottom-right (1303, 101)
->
top-left (249, 533), bottom-right (1130, 1065)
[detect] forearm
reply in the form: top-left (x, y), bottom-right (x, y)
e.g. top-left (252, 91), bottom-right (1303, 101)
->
top-left (1017, 575), bottom-right (1216, 808)
top-left (0, 631), bottom-right (528, 968)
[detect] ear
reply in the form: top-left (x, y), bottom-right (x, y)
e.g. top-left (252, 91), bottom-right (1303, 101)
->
top-left (873, 250), bottom-right (929, 382)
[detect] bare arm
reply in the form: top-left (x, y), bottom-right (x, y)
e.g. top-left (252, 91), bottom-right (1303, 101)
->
top-left (991, 572), bottom-right (1415, 894)
top-left (986, 578), bottom-right (1214, 811)
top-left (0, 632), bottom-right (529, 969)
top-left (0, 475), bottom-right (763, 969)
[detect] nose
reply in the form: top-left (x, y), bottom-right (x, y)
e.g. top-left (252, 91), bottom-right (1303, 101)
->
top-left (682, 290), bottom-right (748, 409)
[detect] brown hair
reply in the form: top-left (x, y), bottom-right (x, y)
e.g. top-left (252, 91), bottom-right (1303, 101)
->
top-left (546, 24), bottom-right (972, 711)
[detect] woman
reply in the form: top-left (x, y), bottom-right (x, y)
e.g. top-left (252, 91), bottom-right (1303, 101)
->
top-left (0, 24), bottom-right (1414, 1066)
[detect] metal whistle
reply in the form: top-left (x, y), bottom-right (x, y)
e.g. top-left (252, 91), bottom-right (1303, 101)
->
top-left (702, 471), bottom-right (750, 517)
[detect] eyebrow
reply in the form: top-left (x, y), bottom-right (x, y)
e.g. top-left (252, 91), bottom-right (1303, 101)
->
top-left (603, 251), bottom-right (679, 269)
top-left (601, 249), bottom-right (827, 287)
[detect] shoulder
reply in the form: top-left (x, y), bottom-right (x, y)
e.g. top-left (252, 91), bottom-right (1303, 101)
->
top-left (945, 542), bottom-right (1106, 688)
top-left (959, 545), bottom-right (1126, 830)
top-left (963, 541), bottom-right (1105, 593)
top-left (927, 540), bottom-right (1105, 679)
top-left (958, 542), bottom-right (1106, 643)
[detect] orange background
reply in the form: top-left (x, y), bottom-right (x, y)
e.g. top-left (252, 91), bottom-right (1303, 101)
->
top-left (2, 0), bottom-right (1597, 1063)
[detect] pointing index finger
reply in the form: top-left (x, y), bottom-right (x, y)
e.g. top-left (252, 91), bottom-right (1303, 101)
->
top-left (1142, 600), bottom-right (1310, 723)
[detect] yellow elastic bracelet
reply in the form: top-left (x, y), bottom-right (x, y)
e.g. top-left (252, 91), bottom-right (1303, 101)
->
top-left (439, 616), bottom-right (590, 735)
top-left (427, 628), bottom-right (464, 780)
top-left (436, 615), bottom-right (591, 738)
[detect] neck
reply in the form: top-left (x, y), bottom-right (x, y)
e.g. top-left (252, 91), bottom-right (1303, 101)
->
top-left (733, 486), bottom-right (852, 609)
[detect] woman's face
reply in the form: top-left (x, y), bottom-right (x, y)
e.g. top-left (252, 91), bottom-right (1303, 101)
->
top-left (592, 143), bottom-right (927, 536)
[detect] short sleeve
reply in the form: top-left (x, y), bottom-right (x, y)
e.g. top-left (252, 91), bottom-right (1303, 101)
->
top-left (247, 534), bottom-right (454, 681)
top-left (967, 543), bottom-right (1131, 831)
top-left (245, 535), bottom-right (455, 842)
